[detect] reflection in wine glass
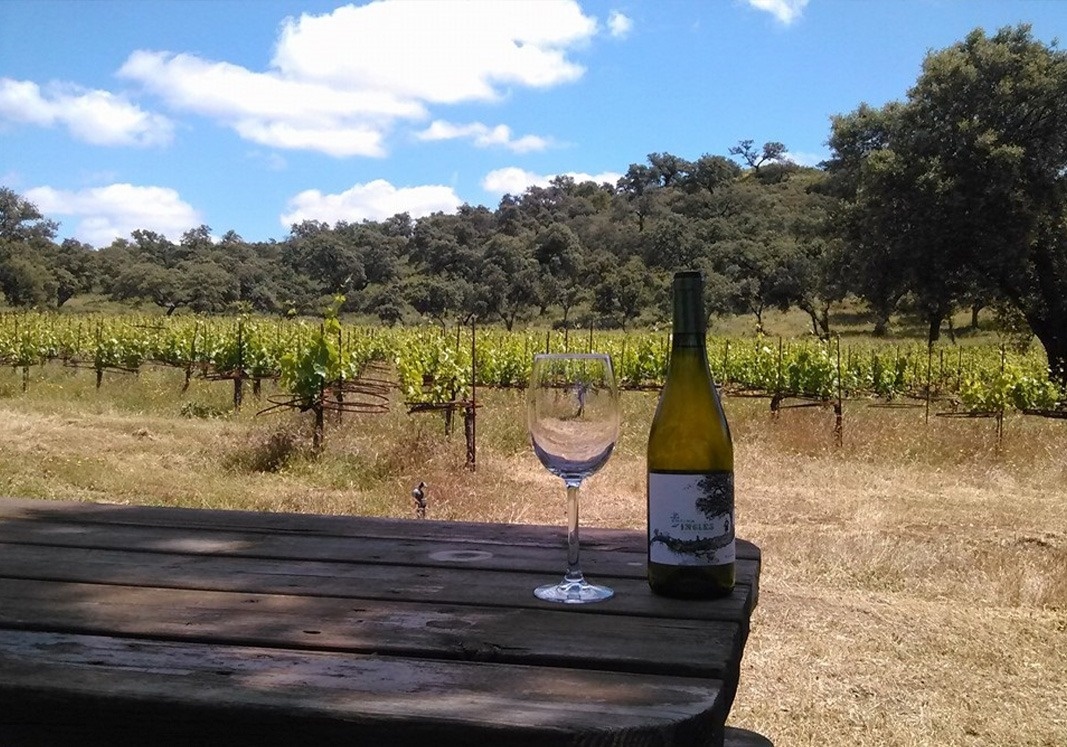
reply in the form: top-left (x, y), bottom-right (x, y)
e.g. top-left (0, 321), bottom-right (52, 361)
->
top-left (527, 353), bottom-right (620, 603)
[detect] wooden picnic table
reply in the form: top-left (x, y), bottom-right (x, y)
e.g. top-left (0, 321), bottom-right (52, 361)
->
top-left (0, 497), bottom-right (761, 746)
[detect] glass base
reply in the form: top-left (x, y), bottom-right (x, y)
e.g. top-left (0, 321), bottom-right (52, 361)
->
top-left (534, 578), bottom-right (614, 604)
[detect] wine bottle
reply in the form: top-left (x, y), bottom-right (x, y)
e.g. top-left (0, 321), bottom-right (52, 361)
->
top-left (647, 271), bottom-right (736, 598)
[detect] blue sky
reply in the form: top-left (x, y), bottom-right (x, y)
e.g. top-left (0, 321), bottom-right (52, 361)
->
top-left (1, 0), bottom-right (1064, 247)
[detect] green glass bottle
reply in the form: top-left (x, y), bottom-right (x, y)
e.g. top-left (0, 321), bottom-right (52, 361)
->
top-left (647, 271), bottom-right (736, 598)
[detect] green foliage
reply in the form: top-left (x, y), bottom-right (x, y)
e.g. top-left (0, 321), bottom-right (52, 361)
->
top-left (826, 25), bottom-right (1067, 375)
top-left (279, 315), bottom-right (344, 409)
top-left (0, 311), bottom-right (1063, 414)
top-left (394, 327), bottom-right (472, 403)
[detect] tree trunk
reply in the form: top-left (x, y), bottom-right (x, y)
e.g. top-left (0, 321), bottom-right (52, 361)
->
top-left (1029, 316), bottom-right (1067, 390)
top-left (799, 301), bottom-right (832, 340)
top-left (927, 313), bottom-right (942, 346)
top-left (802, 306), bottom-right (820, 338)
top-left (970, 303), bottom-right (983, 330)
top-left (872, 313), bottom-right (889, 337)
top-left (818, 304), bottom-right (831, 339)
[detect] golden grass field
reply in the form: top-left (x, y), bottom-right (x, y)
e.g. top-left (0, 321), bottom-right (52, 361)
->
top-left (0, 362), bottom-right (1064, 746)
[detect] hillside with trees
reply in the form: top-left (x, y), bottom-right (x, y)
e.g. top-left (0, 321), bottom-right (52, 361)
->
top-left (1, 25), bottom-right (1064, 380)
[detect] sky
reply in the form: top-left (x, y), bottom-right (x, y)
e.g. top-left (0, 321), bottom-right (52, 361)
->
top-left (1, 0), bottom-right (1065, 248)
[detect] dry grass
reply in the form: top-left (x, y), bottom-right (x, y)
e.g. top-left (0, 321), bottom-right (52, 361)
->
top-left (1, 363), bottom-right (1065, 745)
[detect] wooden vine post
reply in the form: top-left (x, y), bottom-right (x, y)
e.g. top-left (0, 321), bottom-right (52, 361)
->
top-left (465, 318), bottom-right (477, 472)
top-left (233, 320), bottom-right (245, 412)
top-left (834, 336), bottom-right (844, 447)
top-left (94, 322), bottom-right (105, 390)
top-left (925, 344), bottom-right (933, 425)
top-left (181, 322), bottom-right (199, 393)
top-left (997, 343), bottom-right (1006, 446)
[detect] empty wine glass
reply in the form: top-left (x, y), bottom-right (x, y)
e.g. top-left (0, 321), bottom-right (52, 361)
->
top-left (527, 353), bottom-right (621, 603)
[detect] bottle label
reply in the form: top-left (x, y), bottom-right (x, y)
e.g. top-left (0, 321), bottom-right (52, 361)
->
top-left (648, 471), bottom-right (735, 565)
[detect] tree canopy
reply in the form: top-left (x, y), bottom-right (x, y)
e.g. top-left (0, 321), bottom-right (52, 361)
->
top-left (826, 24), bottom-right (1067, 379)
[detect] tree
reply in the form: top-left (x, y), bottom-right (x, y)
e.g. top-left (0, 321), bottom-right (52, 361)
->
top-left (177, 260), bottom-right (239, 313)
top-left (405, 274), bottom-right (468, 330)
top-left (365, 284), bottom-right (406, 326)
top-left (729, 140), bottom-right (787, 172)
top-left (684, 155), bottom-right (741, 194)
top-left (617, 162), bottom-right (662, 232)
top-left (283, 228), bottom-right (366, 296)
top-left (129, 229), bottom-right (180, 267)
top-left (0, 188), bottom-right (58, 242)
top-left (110, 262), bottom-right (185, 314)
top-left (532, 223), bottom-right (587, 323)
top-left (646, 152), bottom-right (693, 188)
top-left (717, 238), bottom-right (800, 335)
top-left (0, 188), bottom-right (86, 307)
top-left (0, 257), bottom-right (56, 307)
top-left (473, 235), bottom-right (540, 330)
top-left (591, 256), bottom-right (654, 328)
top-left (179, 224), bottom-right (214, 261)
top-left (642, 214), bottom-right (701, 271)
top-left (47, 239), bottom-right (98, 307)
top-left (828, 25), bottom-right (1067, 371)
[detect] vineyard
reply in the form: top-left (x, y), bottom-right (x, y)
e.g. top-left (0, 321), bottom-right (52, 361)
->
top-left (0, 311), bottom-right (1064, 418)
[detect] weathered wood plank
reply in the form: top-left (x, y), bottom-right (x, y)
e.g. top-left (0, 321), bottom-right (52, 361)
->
top-left (0, 629), bottom-right (726, 747)
top-left (0, 577), bottom-right (742, 680)
top-left (0, 498), bottom-right (761, 746)
top-left (0, 497), bottom-right (761, 560)
top-left (0, 516), bottom-right (759, 583)
top-left (0, 540), bottom-right (757, 621)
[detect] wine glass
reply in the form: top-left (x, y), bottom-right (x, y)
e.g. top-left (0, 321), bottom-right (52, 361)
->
top-left (527, 353), bottom-right (621, 603)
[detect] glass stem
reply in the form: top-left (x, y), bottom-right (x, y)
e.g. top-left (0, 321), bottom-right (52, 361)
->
top-left (564, 479), bottom-right (583, 583)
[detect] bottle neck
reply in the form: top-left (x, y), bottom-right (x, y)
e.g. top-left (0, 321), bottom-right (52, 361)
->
top-left (671, 279), bottom-right (706, 351)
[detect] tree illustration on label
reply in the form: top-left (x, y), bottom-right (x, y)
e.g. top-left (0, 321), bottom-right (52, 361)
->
top-left (650, 473), bottom-right (734, 561)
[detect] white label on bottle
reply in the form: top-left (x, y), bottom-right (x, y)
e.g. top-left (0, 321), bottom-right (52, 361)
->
top-left (648, 472), bottom-right (735, 565)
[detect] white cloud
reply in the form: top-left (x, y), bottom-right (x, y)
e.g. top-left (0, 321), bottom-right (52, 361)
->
top-left (273, 0), bottom-right (597, 104)
top-left (25, 184), bottom-right (201, 246)
top-left (416, 120), bottom-right (550, 153)
top-left (234, 119), bottom-right (386, 158)
top-left (745, 0), bottom-right (809, 25)
top-left (0, 77), bottom-right (173, 147)
top-left (482, 167), bottom-right (622, 196)
top-left (119, 51), bottom-right (421, 157)
top-left (116, 0), bottom-right (600, 158)
top-left (608, 11), bottom-right (633, 39)
top-left (281, 180), bottom-right (463, 227)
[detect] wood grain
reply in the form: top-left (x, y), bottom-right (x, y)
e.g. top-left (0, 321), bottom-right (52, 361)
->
top-left (0, 497), bottom-right (761, 746)
top-left (0, 629), bottom-right (725, 747)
